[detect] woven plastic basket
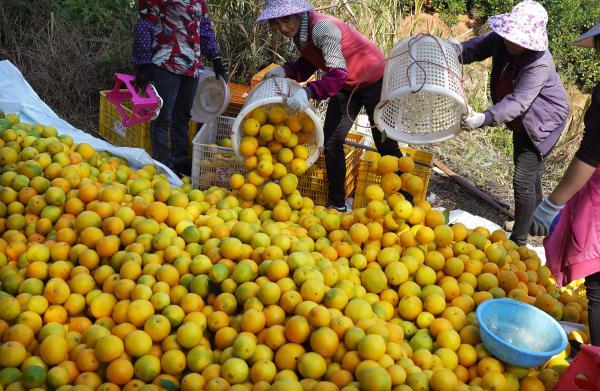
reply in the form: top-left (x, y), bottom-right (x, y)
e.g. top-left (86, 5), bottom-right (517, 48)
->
top-left (231, 78), bottom-right (324, 167)
top-left (374, 35), bottom-right (468, 144)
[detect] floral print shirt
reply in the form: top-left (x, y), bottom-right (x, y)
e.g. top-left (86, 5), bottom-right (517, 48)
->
top-left (132, 0), bottom-right (221, 77)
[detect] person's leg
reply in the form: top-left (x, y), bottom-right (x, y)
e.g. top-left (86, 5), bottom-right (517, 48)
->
top-left (585, 271), bottom-right (600, 346)
top-left (323, 91), bottom-right (360, 208)
top-left (511, 131), bottom-right (543, 246)
top-left (150, 65), bottom-right (181, 169)
top-left (171, 74), bottom-right (200, 175)
top-left (362, 79), bottom-right (402, 158)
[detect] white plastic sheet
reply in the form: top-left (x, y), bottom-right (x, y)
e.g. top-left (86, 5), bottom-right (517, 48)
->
top-left (0, 60), bottom-right (182, 186)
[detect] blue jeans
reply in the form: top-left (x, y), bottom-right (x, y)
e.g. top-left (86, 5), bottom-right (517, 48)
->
top-left (150, 65), bottom-right (199, 168)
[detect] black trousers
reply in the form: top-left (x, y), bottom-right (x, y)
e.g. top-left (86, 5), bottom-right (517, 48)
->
top-left (586, 271), bottom-right (600, 346)
top-left (511, 130), bottom-right (543, 246)
top-left (323, 79), bottom-right (401, 206)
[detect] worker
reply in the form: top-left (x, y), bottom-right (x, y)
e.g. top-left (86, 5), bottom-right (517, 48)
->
top-left (454, 0), bottom-right (569, 246)
top-left (530, 19), bottom-right (600, 346)
top-left (257, 0), bottom-right (403, 211)
top-left (132, 0), bottom-right (227, 176)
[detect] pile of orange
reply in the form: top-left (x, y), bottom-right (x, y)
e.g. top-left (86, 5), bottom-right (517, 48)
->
top-left (0, 112), bottom-right (586, 391)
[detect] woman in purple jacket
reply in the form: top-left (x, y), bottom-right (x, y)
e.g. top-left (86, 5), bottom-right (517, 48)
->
top-left (457, 0), bottom-right (569, 246)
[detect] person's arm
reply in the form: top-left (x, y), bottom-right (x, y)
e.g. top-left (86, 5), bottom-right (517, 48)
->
top-left (551, 86), bottom-right (600, 204)
top-left (303, 20), bottom-right (349, 101)
top-left (198, 1), bottom-right (221, 60)
top-left (459, 32), bottom-right (497, 65)
top-left (482, 61), bottom-right (550, 126)
top-left (548, 158), bottom-right (596, 205)
top-left (531, 89), bottom-right (599, 236)
top-left (282, 57), bottom-right (319, 83)
top-left (132, 0), bottom-right (161, 67)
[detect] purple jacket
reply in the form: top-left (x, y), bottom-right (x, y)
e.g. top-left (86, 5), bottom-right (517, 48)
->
top-left (461, 32), bottom-right (569, 155)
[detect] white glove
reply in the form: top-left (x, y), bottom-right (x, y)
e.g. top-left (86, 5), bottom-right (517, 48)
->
top-left (530, 197), bottom-right (564, 236)
top-left (461, 107), bottom-right (486, 130)
top-left (264, 66), bottom-right (286, 79)
top-left (447, 38), bottom-right (462, 57)
top-left (286, 89), bottom-right (309, 113)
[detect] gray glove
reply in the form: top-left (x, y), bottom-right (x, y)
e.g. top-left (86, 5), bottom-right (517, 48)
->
top-left (264, 66), bottom-right (286, 79)
top-left (530, 197), bottom-right (564, 236)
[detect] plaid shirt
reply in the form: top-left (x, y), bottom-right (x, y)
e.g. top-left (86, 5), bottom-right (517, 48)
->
top-left (132, 0), bottom-right (221, 77)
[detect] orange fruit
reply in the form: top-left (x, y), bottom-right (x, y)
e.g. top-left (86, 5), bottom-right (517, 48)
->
top-left (40, 335), bottom-right (68, 365)
top-left (94, 335), bottom-right (124, 363)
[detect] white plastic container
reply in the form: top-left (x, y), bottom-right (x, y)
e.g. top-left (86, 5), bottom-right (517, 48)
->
top-left (374, 35), bottom-right (468, 144)
top-left (231, 78), bottom-right (324, 167)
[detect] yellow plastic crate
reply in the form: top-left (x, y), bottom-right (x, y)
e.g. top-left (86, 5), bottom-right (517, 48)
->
top-left (353, 147), bottom-right (433, 209)
top-left (192, 116), bottom-right (362, 206)
top-left (99, 90), bottom-right (200, 155)
top-left (251, 64), bottom-right (280, 87)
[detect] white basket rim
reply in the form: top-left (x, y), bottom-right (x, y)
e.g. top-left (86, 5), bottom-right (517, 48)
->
top-left (231, 93), bottom-right (324, 167)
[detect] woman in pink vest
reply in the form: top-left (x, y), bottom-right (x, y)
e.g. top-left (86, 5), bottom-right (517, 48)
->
top-left (257, 0), bottom-right (403, 211)
top-left (530, 19), bottom-right (600, 345)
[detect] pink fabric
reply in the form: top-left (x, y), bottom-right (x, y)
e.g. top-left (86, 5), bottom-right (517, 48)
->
top-left (544, 167), bottom-right (600, 287)
top-left (299, 11), bottom-right (385, 90)
top-left (256, 0), bottom-right (314, 22)
top-left (487, 0), bottom-right (548, 51)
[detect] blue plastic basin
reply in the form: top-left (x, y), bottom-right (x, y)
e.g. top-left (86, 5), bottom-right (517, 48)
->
top-left (476, 298), bottom-right (568, 368)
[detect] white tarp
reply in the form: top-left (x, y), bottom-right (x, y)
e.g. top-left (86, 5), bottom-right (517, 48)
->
top-left (0, 60), bottom-right (182, 186)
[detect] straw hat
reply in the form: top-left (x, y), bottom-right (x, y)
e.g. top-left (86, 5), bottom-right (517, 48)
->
top-left (487, 0), bottom-right (548, 51)
top-left (256, 0), bottom-right (314, 22)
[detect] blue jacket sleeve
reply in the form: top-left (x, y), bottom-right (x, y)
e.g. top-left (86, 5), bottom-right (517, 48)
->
top-left (459, 32), bottom-right (497, 65)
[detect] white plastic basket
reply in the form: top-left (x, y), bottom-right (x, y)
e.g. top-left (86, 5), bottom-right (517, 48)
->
top-left (374, 35), bottom-right (468, 144)
top-left (191, 116), bottom-right (244, 190)
top-left (231, 78), bottom-right (324, 167)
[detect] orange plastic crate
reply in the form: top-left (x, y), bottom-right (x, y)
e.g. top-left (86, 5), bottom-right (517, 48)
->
top-left (353, 147), bottom-right (433, 209)
top-left (222, 83), bottom-right (251, 118)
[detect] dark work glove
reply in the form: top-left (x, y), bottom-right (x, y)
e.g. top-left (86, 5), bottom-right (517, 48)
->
top-left (212, 57), bottom-right (228, 81)
top-left (135, 64), bottom-right (153, 91)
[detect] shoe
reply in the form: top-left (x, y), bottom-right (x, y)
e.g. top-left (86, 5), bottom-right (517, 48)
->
top-left (326, 204), bottom-right (347, 212)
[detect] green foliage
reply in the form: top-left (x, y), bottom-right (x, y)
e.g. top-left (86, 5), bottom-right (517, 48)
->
top-left (431, 0), bottom-right (467, 17)
top-left (467, 0), bottom-right (514, 18)
top-left (435, 0), bottom-right (599, 91)
top-left (51, 0), bottom-right (137, 36)
top-left (541, 0), bottom-right (600, 90)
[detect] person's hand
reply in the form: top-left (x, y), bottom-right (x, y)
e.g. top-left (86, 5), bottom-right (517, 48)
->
top-left (212, 57), bottom-right (228, 81)
top-left (264, 65), bottom-right (286, 79)
top-left (531, 197), bottom-right (564, 236)
top-left (461, 107), bottom-right (486, 130)
top-left (447, 38), bottom-right (462, 57)
top-left (286, 89), bottom-right (309, 112)
top-left (135, 64), bottom-right (153, 91)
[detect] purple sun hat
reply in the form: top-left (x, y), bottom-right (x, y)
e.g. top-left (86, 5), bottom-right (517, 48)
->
top-left (487, 0), bottom-right (549, 51)
top-left (256, 0), bottom-right (314, 22)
